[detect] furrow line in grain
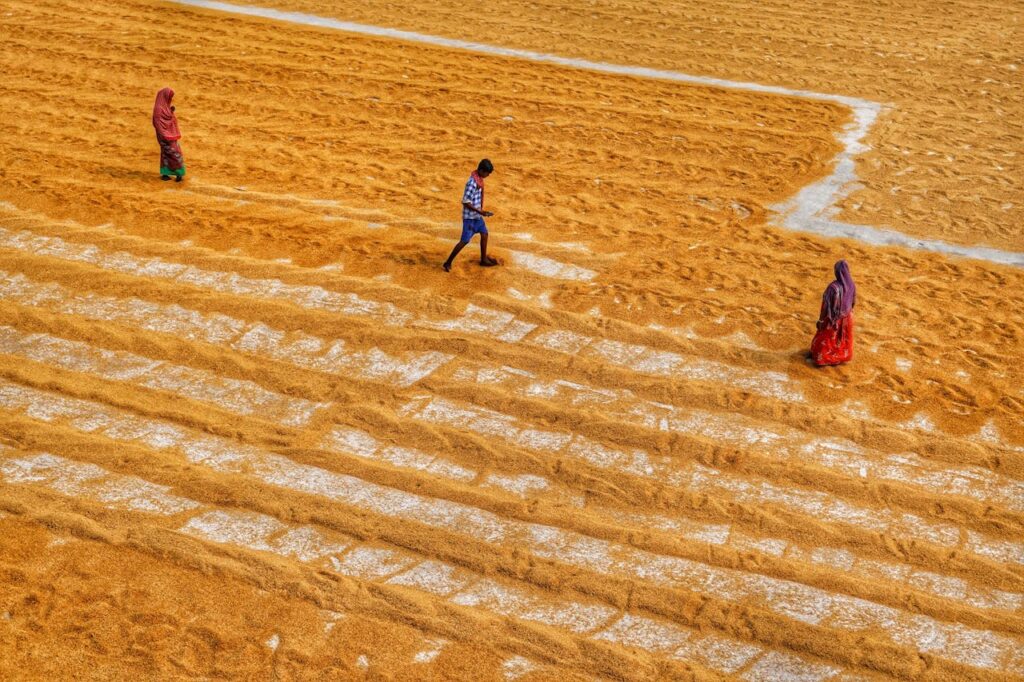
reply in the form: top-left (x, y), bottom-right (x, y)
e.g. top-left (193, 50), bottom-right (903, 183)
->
top-left (3, 207), bottom-right (1020, 461)
top-left (0, 266), bottom-right (452, 389)
top-left (0, 381), bottom-right (1020, 678)
top-left (399, 393), bottom-right (1024, 565)
top-left (0, 225), bottom-right (800, 401)
top-left (0, 320), bottom-right (1018, 630)
top-left (0, 322), bottom-right (1017, 630)
top-left (439, 362), bottom-right (1024, 518)
top-left (0, 324), bottom-right (326, 427)
top-left (0, 464), bottom-right (604, 681)
top-left (0, 425), bottom-right (867, 680)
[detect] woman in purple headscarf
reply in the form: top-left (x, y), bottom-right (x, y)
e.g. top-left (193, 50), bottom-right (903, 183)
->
top-left (810, 260), bottom-right (856, 366)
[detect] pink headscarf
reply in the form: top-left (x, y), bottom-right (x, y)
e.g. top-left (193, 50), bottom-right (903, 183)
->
top-left (822, 259), bottom-right (856, 326)
top-left (152, 88), bottom-right (181, 141)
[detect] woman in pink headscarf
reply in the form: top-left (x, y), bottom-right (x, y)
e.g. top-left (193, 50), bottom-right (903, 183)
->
top-left (810, 259), bottom-right (856, 366)
top-left (153, 87), bottom-right (185, 182)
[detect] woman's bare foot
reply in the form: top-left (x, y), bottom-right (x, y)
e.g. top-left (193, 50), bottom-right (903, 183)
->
top-left (443, 262), bottom-right (452, 272)
top-left (175, 176), bottom-right (184, 183)
top-left (161, 175), bottom-right (171, 181)
top-left (480, 256), bottom-right (499, 267)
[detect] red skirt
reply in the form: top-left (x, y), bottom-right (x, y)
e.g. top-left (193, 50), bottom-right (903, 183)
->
top-left (811, 312), bottom-right (853, 366)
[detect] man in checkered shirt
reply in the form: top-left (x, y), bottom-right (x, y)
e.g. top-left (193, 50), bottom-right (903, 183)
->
top-left (443, 158), bottom-right (498, 271)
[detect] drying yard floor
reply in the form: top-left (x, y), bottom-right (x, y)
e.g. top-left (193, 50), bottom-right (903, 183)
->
top-left (0, 0), bottom-right (1022, 680)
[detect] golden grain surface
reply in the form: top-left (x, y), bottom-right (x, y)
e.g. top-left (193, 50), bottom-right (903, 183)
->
top-left (0, 1), bottom-right (1022, 680)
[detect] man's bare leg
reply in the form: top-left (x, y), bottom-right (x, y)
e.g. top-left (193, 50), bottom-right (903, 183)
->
top-left (443, 240), bottom-right (469, 272)
top-left (479, 233), bottom-right (498, 266)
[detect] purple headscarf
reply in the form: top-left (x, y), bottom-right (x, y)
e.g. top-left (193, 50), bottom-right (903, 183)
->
top-left (822, 259), bottom-right (856, 326)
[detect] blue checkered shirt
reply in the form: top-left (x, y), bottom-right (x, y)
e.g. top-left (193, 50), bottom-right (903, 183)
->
top-left (461, 174), bottom-right (483, 219)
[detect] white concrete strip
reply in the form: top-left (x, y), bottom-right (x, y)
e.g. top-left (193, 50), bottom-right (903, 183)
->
top-left (507, 250), bottom-right (597, 282)
top-left (324, 425), bottom-right (586, 506)
top-left (182, 509), bottom-right (353, 561)
top-left (0, 325), bottom-right (327, 427)
top-left (412, 638), bottom-right (447, 664)
top-left (400, 394), bottom-right (1024, 567)
top-left (973, 420), bottom-right (1024, 454)
top-left (0, 222), bottom-right (799, 399)
top-left (165, 0), bottom-right (860, 102)
top-left (0, 270), bottom-right (451, 387)
top-left (501, 656), bottom-right (538, 680)
top-left (506, 287), bottom-right (553, 309)
top-left (166, 0), bottom-right (1024, 267)
top-left (451, 363), bottom-right (1024, 513)
top-left (777, 216), bottom-right (1024, 268)
top-left (1, 380), bottom-right (1019, 673)
top-left (0, 452), bottom-right (200, 515)
top-left (451, 579), bottom-right (615, 633)
top-left (740, 651), bottom-right (843, 682)
top-left (412, 303), bottom-right (537, 343)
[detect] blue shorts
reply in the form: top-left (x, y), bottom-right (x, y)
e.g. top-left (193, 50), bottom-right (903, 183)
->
top-left (460, 217), bottom-right (488, 242)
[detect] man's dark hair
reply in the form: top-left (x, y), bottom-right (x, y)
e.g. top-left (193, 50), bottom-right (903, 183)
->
top-left (478, 158), bottom-right (494, 174)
